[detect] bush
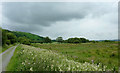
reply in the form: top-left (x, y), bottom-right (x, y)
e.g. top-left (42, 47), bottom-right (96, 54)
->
top-left (23, 39), bottom-right (31, 45)
top-left (6, 40), bottom-right (11, 45)
top-left (44, 37), bottom-right (51, 43)
top-left (18, 37), bottom-right (31, 45)
top-left (7, 33), bottom-right (17, 44)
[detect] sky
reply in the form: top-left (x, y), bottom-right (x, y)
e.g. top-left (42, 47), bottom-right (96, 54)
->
top-left (1, 2), bottom-right (118, 40)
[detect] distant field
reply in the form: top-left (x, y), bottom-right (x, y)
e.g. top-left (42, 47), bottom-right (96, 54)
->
top-left (31, 42), bottom-right (118, 70)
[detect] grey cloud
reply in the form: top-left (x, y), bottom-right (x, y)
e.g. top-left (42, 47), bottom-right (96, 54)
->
top-left (3, 2), bottom-right (113, 26)
top-left (2, 2), bottom-right (117, 40)
top-left (2, 2), bottom-right (89, 26)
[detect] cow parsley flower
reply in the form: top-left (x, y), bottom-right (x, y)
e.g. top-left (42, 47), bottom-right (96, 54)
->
top-left (30, 67), bottom-right (33, 71)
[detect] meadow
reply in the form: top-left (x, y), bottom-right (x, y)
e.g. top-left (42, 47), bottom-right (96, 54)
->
top-left (31, 42), bottom-right (118, 70)
top-left (7, 42), bottom-right (118, 71)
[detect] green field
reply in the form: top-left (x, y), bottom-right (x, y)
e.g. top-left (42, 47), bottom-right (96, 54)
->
top-left (7, 42), bottom-right (118, 71)
top-left (31, 42), bottom-right (118, 70)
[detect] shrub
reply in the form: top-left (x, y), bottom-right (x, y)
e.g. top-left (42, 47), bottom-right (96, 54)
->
top-left (6, 40), bottom-right (11, 45)
top-left (7, 33), bottom-right (17, 44)
top-left (44, 37), bottom-right (52, 43)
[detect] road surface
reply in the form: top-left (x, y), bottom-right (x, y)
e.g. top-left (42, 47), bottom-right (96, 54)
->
top-left (0, 45), bottom-right (18, 72)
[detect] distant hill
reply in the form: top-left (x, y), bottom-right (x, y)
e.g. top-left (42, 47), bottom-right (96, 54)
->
top-left (94, 39), bottom-right (119, 42)
top-left (3, 29), bottom-right (45, 43)
top-left (12, 31), bottom-right (45, 43)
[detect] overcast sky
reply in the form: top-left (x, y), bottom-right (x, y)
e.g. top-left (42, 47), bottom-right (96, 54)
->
top-left (1, 2), bottom-right (118, 40)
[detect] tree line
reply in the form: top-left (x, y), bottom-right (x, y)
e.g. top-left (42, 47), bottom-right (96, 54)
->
top-left (2, 30), bottom-right (50, 45)
top-left (56, 37), bottom-right (89, 43)
top-left (2, 30), bottom-right (89, 46)
top-left (2, 29), bottom-right (114, 46)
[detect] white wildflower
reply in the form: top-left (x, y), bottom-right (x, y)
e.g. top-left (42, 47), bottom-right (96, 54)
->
top-left (77, 65), bottom-right (79, 68)
top-left (30, 67), bottom-right (33, 71)
top-left (22, 62), bottom-right (25, 65)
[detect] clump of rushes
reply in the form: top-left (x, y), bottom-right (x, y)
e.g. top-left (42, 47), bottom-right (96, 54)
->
top-left (7, 44), bottom-right (112, 71)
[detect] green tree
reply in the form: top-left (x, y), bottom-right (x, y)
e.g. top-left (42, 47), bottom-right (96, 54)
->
top-left (56, 37), bottom-right (63, 43)
top-left (73, 39), bottom-right (80, 43)
top-left (44, 37), bottom-right (51, 43)
top-left (2, 30), bottom-right (7, 45)
top-left (7, 33), bottom-right (17, 44)
top-left (6, 40), bottom-right (11, 45)
top-left (67, 37), bottom-right (81, 43)
top-left (18, 37), bottom-right (31, 45)
top-left (66, 37), bottom-right (89, 44)
top-left (67, 38), bottom-right (74, 43)
top-left (80, 38), bottom-right (89, 43)
top-left (23, 39), bottom-right (31, 45)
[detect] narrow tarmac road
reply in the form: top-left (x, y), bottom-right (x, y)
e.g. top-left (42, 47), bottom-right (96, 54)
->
top-left (0, 45), bottom-right (18, 72)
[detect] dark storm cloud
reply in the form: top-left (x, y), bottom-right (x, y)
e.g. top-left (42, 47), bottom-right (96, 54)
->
top-left (2, 2), bottom-right (90, 27)
top-left (3, 2), bottom-right (112, 27)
